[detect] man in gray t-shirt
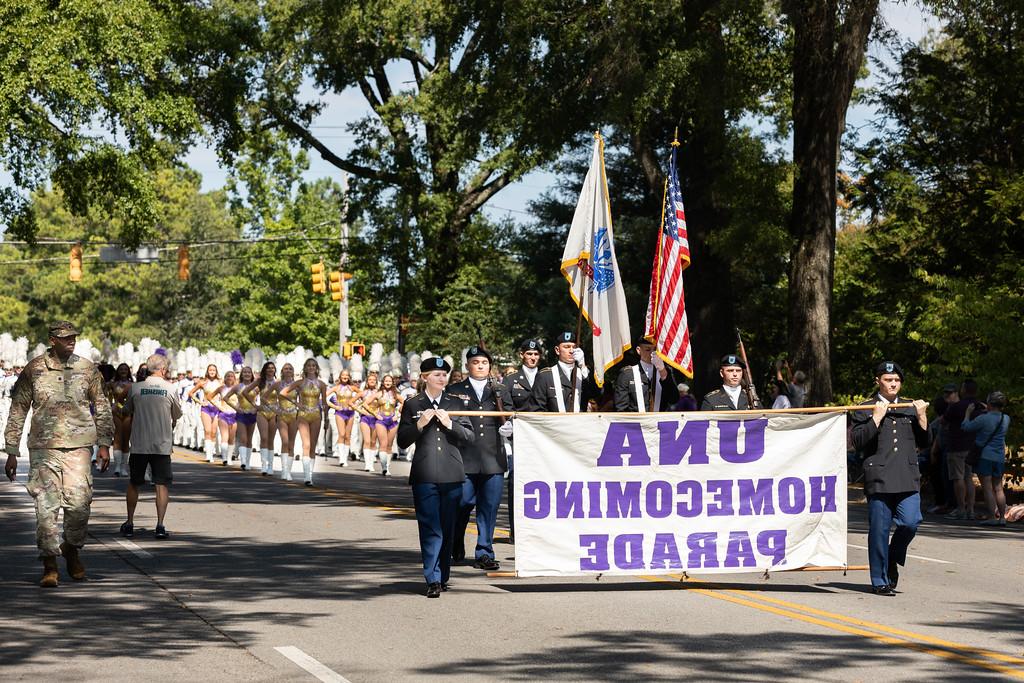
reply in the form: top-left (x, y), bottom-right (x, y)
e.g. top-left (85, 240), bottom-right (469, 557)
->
top-left (121, 353), bottom-right (182, 540)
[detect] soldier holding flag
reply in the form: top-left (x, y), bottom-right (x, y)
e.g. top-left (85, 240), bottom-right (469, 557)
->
top-left (614, 339), bottom-right (679, 412)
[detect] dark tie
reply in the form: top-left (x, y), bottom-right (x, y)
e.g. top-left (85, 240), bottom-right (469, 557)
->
top-left (432, 400), bottom-right (439, 409)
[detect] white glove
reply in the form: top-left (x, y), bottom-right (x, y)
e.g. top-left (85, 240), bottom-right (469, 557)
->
top-left (572, 347), bottom-right (585, 365)
top-left (579, 365), bottom-right (590, 380)
top-left (652, 355), bottom-right (665, 371)
top-left (498, 420), bottom-right (513, 438)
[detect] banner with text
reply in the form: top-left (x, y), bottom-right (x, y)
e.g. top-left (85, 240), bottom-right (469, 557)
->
top-left (513, 412), bottom-right (847, 577)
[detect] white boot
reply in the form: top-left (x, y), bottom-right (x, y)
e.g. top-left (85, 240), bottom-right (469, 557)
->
top-left (239, 447), bottom-right (250, 470)
top-left (379, 449), bottom-right (391, 476)
top-left (338, 443), bottom-right (349, 467)
top-left (280, 454), bottom-right (293, 481)
top-left (302, 455), bottom-right (313, 486)
top-left (112, 450), bottom-right (123, 477)
top-left (220, 443), bottom-right (230, 465)
top-left (121, 451), bottom-right (132, 477)
top-left (260, 448), bottom-right (271, 475)
top-left (363, 449), bottom-right (377, 472)
top-left (204, 439), bottom-right (216, 463)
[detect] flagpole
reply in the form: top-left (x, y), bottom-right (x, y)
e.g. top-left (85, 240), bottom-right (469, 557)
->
top-left (572, 131), bottom-right (602, 410)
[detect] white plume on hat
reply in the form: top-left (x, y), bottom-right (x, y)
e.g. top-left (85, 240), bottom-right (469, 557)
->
top-left (329, 352), bottom-right (345, 382)
top-left (348, 353), bottom-right (364, 382)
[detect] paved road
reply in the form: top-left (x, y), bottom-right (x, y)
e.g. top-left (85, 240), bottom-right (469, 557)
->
top-left (1, 449), bottom-right (1022, 682)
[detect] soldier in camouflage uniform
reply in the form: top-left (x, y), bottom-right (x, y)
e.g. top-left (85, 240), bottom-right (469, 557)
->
top-left (3, 322), bottom-right (114, 587)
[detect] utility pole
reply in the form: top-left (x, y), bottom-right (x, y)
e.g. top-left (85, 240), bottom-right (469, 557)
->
top-left (338, 172), bottom-right (351, 352)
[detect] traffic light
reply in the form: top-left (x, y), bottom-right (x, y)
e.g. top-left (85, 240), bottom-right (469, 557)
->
top-left (69, 243), bottom-right (82, 282)
top-left (342, 341), bottom-right (365, 358)
top-left (177, 245), bottom-right (190, 280)
top-left (311, 261), bottom-right (326, 294)
top-left (329, 271), bottom-right (343, 302)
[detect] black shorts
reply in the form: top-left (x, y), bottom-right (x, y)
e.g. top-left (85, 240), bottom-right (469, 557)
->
top-left (128, 453), bottom-right (173, 486)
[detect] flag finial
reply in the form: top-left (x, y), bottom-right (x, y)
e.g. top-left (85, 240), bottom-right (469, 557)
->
top-left (672, 127), bottom-right (681, 147)
top-left (594, 130), bottom-right (601, 140)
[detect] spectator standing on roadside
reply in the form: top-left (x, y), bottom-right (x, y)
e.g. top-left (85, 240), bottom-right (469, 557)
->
top-left (963, 392), bottom-right (1011, 526)
top-left (673, 383), bottom-right (698, 411)
top-left (120, 352), bottom-right (182, 540)
top-left (943, 379), bottom-right (981, 520)
top-left (776, 360), bottom-right (807, 408)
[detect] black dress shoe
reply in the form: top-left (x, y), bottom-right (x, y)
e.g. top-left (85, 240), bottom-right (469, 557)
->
top-left (888, 561), bottom-right (899, 589)
top-left (441, 581), bottom-right (450, 591)
top-left (871, 584), bottom-right (896, 596)
top-left (473, 556), bottom-right (501, 571)
top-left (426, 582), bottom-right (442, 598)
top-left (452, 542), bottom-right (466, 563)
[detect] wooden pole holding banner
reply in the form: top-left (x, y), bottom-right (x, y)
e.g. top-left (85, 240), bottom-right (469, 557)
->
top-left (447, 403), bottom-right (916, 418)
top-left (486, 566), bottom-right (868, 579)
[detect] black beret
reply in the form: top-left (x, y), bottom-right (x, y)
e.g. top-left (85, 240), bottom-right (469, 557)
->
top-left (556, 331), bottom-right (576, 344)
top-left (874, 361), bottom-right (904, 379)
top-left (520, 338), bottom-right (541, 352)
top-left (420, 357), bottom-right (452, 374)
top-left (466, 346), bottom-right (492, 362)
top-left (720, 354), bottom-right (746, 369)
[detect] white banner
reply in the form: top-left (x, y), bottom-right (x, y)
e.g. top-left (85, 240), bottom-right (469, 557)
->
top-left (513, 412), bottom-right (847, 577)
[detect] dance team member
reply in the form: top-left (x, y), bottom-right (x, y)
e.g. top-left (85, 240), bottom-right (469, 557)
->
top-left (353, 371), bottom-right (380, 472)
top-left (226, 366), bottom-right (258, 470)
top-left (279, 358), bottom-right (327, 486)
top-left (215, 371), bottom-right (239, 465)
top-left (326, 369), bottom-right (358, 467)
top-left (274, 363), bottom-right (299, 480)
top-left (108, 363), bottom-right (134, 477)
top-left (247, 362), bottom-right (278, 476)
top-left (373, 373), bottom-right (403, 477)
top-left (188, 364), bottom-right (223, 463)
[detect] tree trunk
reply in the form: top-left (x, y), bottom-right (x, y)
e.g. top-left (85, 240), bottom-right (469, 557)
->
top-left (785, 0), bottom-right (879, 406)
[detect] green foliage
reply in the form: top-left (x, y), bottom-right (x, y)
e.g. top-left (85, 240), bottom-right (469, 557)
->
top-left (838, 0), bottom-right (1024, 462)
top-left (0, 0), bottom-right (201, 244)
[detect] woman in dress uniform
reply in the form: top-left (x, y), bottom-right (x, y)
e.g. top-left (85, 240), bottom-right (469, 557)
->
top-left (397, 357), bottom-right (475, 598)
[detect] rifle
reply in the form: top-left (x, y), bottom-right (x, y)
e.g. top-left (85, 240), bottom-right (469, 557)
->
top-left (735, 328), bottom-right (762, 409)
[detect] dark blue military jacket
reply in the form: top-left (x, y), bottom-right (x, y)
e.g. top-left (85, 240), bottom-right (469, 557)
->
top-left (531, 365), bottom-right (597, 412)
top-left (397, 391), bottom-right (475, 485)
top-left (614, 364), bottom-right (680, 412)
top-left (700, 386), bottom-right (759, 410)
top-left (447, 378), bottom-right (512, 475)
top-left (850, 396), bottom-right (929, 496)
top-left (503, 368), bottom-right (539, 412)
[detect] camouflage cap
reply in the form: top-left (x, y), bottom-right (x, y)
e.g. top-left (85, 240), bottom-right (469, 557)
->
top-left (48, 321), bottom-right (79, 338)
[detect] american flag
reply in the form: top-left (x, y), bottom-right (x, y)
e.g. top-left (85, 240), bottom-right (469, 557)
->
top-left (643, 144), bottom-right (693, 377)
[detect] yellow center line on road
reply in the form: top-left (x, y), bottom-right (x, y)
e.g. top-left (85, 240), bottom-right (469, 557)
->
top-left (171, 449), bottom-right (511, 537)
top-left (640, 574), bottom-right (1024, 678)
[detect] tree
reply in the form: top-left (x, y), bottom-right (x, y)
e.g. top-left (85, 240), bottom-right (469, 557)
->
top-left (781, 0), bottom-right (880, 405)
top-left (529, 0), bottom-right (792, 394)
top-left (836, 0), bottom-right (1024, 417)
top-left (1, 166), bottom-right (237, 346)
top-left (0, 0), bottom-right (200, 245)
top-left (175, 0), bottom-right (603, 322)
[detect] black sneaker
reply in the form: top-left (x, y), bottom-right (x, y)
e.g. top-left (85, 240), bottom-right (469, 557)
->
top-left (120, 521), bottom-right (134, 538)
top-left (154, 525), bottom-right (169, 539)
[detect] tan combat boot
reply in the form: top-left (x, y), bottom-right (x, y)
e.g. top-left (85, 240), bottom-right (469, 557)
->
top-left (40, 557), bottom-right (59, 587)
top-left (60, 542), bottom-right (86, 580)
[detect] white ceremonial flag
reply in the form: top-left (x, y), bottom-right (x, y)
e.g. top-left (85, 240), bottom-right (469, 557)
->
top-left (560, 133), bottom-right (631, 387)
